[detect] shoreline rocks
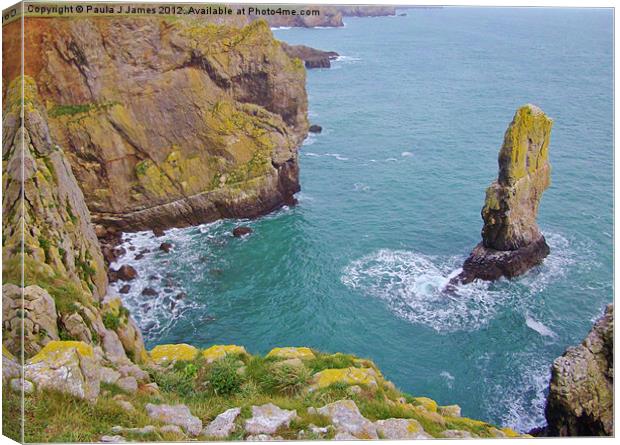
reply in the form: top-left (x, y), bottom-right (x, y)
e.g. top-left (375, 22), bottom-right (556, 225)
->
top-left (452, 104), bottom-right (553, 284)
top-left (545, 304), bottom-right (614, 436)
top-left (281, 42), bottom-right (339, 69)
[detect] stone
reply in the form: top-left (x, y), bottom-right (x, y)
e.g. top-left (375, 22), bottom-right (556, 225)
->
top-left (24, 341), bottom-right (100, 401)
top-left (453, 104), bottom-right (553, 284)
top-left (441, 430), bottom-right (475, 438)
top-left (142, 287), bottom-right (158, 297)
top-left (266, 347), bottom-right (315, 360)
top-left (2, 284), bottom-right (59, 357)
top-left (102, 330), bottom-right (129, 364)
top-left (116, 400), bottom-right (136, 413)
top-left (334, 431), bottom-right (357, 440)
top-left (438, 404), bottom-right (462, 417)
top-left (116, 376), bottom-right (138, 394)
top-left (100, 435), bottom-right (125, 442)
top-left (150, 344), bottom-right (199, 364)
top-left (110, 265), bottom-right (138, 282)
top-left (10, 378), bottom-right (34, 395)
top-left (244, 403), bottom-right (298, 435)
top-left (119, 285), bottom-right (131, 294)
top-left (273, 358), bottom-right (304, 369)
top-left (233, 226), bottom-right (253, 237)
top-left (145, 403), bottom-right (202, 436)
top-left (159, 425), bottom-right (184, 435)
top-left (375, 418), bottom-right (432, 439)
top-left (141, 382), bottom-right (161, 395)
top-left (309, 124), bottom-right (323, 133)
top-left (315, 400), bottom-right (378, 439)
top-left (159, 242), bottom-right (173, 253)
top-left (153, 228), bottom-right (165, 237)
top-left (246, 434), bottom-right (281, 441)
top-left (202, 345), bottom-right (247, 363)
top-left (311, 367), bottom-right (379, 390)
top-left (61, 312), bottom-right (93, 344)
top-left (203, 407), bottom-right (241, 438)
top-left (100, 367), bottom-right (121, 385)
top-left (2, 347), bottom-right (21, 384)
top-left (118, 363), bottom-right (149, 382)
top-left (545, 304), bottom-right (613, 436)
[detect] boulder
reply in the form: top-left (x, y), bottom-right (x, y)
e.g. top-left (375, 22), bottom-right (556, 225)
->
top-left (145, 403), bottom-right (202, 436)
top-left (545, 304), bottom-right (613, 436)
top-left (203, 407), bottom-right (241, 438)
top-left (375, 418), bottom-right (431, 439)
top-left (244, 403), bottom-right (298, 435)
top-left (150, 344), bottom-right (198, 364)
top-left (159, 425), bottom-right (184, 435)
top-left (441, 430), bottom-right (475, 438)
top-left (110, 265), bottom-right (138, 282)
top-left (453, 104), bottom-right (553, 284)
top-left (100, 435), bottom-right (125, 442)
top-left (159, 242), bottom-right (173, 253)
top-left (2, 284), bottom-right (59, 357)
top-left (116, 376), bottom-right (138, 394)
top-left (232, 226), bottom-right (253, 238)
top-left (2, 346), bottom-right (21, 383)
top-left (202, 345), bottom-right (247, 363)
top-left (10, 378), bottom-right (35, 395)
top-left (24, 341), bottom-right (100, 401)
top-left (100, 367), bottom-right (121, 385)
top-left (266, 347), bottom-right (315, 360)
top-left (309, 125), bottom-right (322, 133)
top-left (313, 400), bottom-right (378, 439)
top-left (61, 312), bottom-right (93, 344)
top-left (119, 285), bottom-right (131, 294)
top-left (438, 404), bottom-right (462, 417)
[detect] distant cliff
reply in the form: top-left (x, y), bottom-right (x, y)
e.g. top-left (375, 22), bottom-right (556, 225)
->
top-left (262, 5), bottom-right (396, 28)
top-left (3, 17), bottom-right (308, 231)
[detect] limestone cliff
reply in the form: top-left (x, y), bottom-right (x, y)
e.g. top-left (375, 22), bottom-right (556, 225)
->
top-left (281, 42), bottom-right (339, 69)
top-left (3, 17), bottom-right (308, 231)
top-left (2, 76), bottom-right (147, 364)
top-left (454, 104), bottom-right (553, 284)
top-left (545, 305), bottom-right (614, 436)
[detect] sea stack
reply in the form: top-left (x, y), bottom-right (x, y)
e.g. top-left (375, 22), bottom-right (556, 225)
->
top-left (454, 104), bottom-right (553, 284)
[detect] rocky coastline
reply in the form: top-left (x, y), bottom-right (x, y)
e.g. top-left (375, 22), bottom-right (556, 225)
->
top-left (2, 11), bottom-right (613, 442)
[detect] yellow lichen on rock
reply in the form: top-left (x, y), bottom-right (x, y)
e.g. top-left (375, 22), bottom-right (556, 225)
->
top-left (413, 397), bottom-right (438, 412)
top-left (266, 347), bottom-right (316, 360)
top-left (150, 344), bottom-right (198, 363)
top-left (29, 341), bottom-right (94, 364)
top-left (202, 345), bottom-right (247, 363)
top-left (311, 367), bottom-right (379, 390)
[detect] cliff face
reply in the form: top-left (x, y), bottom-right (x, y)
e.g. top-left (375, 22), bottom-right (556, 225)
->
top-left (454, 104), bottom-right (553, 284)
top-left (4, 17), bottom-right (308, 231)
top-left (545, 305), bottom-right (614, 436)
top-left (2, 76), bottom-right (146, 363)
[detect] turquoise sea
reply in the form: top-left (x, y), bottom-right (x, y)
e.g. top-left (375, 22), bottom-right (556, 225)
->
top-left (111, 8), bottom-right (613, 431)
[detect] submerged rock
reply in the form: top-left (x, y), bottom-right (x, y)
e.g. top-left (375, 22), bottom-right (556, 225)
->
top-left (309, 124), bottom-right (323, 133)
top-left (109, 265), bottom-right (138, 282)
top-left (453, 104), bottom-right (553, 284)
top-left (233, 226), bottom-right (253, 237)
top-left (159, 242), bottom-right (173, 253)
top-left (545, 304), bottom-right (613, 436)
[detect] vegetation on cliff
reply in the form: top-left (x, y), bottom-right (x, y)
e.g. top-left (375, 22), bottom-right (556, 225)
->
top-left (3, 343), bottom-right (525, 442)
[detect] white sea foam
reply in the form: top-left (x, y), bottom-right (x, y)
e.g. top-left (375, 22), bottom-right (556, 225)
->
top-left (385, 157), bottom-right (398, 162)
top-left (525, 315), bottom-right (557, 338)
top-left (303, 136), bottom-right (316, 146)
top-left (440, 371), bottom-right (455, 389)
top-left (353, 182), bottom-right (370, 191)
top-left (401, 151), bottom-right (413, 157)
top-left (341, 232), bottom-right (576, 333)
top-left (326, 153), bottom-right (349, 161)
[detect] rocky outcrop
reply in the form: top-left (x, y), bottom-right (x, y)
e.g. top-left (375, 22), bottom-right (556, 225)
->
top-left (24, 341), bottom-right (100, 402)
top-left (453, 104), bottom-right (553, 284)
top-left (545, 304), bottom-right (613, 436)
top-left (281, 42), bottom-right (339, 69)
top-left (2, 77), bottom-right (146, 364)
top-left (3, 17), bottom-right (308, 232)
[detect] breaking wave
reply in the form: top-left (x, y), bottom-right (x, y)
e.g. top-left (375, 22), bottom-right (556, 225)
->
top-left (341, 232), bottom-right (577, 333)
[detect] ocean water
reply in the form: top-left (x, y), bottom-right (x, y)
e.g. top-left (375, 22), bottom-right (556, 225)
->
top-left (110, 8), bottom-right (613, 431)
